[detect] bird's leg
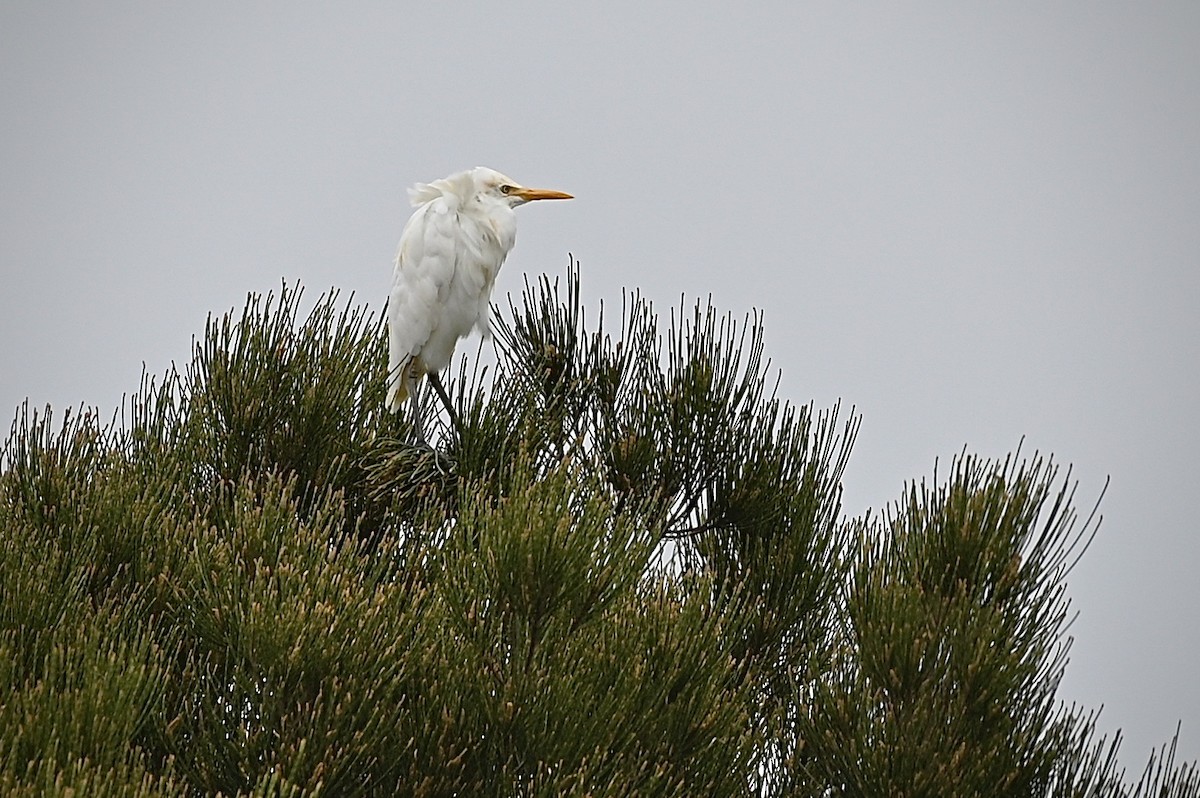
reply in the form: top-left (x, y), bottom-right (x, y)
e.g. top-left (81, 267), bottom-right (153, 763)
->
top-left (404, 378), bottom-right (426, 446)
top-left (427, 372), bottom-right (465, 437)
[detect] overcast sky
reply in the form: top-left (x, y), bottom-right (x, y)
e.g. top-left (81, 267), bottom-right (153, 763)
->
top-left (2, 1), bottom-right (1197, 768)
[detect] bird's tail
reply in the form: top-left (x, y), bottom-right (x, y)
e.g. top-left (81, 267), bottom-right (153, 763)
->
top-left (386, 357), bottom-right (426, 412)
top-left (386, 379), bottom-right (409, 413)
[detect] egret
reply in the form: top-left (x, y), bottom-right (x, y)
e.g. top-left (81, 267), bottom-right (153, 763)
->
top-left (386, 166), bottom-right (573, 417)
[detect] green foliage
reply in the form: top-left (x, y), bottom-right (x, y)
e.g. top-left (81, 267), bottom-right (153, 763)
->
top-left (1, 269), bottom-right (1196, 797)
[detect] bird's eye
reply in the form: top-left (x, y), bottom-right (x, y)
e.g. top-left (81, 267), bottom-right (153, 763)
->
top-left (499, 185), bottom-right (512, 195)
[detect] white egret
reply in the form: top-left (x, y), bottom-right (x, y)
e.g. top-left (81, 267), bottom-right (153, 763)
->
top-left (386, 166), bottom-right (573, 415)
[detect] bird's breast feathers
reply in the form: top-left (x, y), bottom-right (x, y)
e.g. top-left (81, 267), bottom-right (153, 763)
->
top-left (391, 203), bottom-right (513, 335)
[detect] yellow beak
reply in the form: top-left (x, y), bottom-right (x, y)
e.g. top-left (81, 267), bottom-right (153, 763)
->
top-left (512, 187), bottom-right (574, 201)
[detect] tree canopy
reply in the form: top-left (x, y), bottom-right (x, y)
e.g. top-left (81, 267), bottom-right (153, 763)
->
top-left (1, 264), bottom-right (1196, 796)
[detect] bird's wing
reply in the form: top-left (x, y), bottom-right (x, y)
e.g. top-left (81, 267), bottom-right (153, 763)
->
top-left (387, 200), bottom-right (459, 405)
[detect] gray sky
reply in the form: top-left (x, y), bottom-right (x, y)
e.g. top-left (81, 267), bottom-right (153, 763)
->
top-left (3, 1), bottom-right (1197, 767)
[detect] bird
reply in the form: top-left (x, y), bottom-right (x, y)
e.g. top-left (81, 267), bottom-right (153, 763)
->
top-left (386, 166), bottom-right (573, 415)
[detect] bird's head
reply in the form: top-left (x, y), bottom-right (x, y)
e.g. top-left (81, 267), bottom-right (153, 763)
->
top-left (471, 166), bottom-right (573, 209)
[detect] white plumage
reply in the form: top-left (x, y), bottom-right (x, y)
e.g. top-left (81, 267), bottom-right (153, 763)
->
top-left (387, 166), bottom-right (572, 411)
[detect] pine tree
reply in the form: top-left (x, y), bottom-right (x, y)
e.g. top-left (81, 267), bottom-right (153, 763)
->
top-left (1, 264), bottom-right (1196, 796)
